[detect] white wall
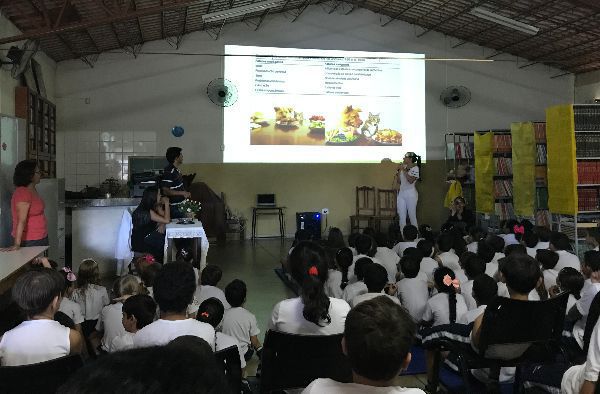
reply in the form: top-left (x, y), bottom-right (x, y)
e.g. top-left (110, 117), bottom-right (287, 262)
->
top-left (575, 70), bottom-right (600, 103)
top-left (56, 5), bottom-right (573, 168)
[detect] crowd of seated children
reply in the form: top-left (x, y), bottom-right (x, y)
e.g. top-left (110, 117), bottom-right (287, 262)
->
top-left (109, 294), bottom-right (156, 352)
top-left (393, 225), bottom-right (420, 257)
top-left (325, 247), bottom-right (352, 299)
top-left (350, 235), bottom-right (389, 283)
top-left (269, 241), bottom-right (350, 335)
top-left (342, 257), bottom-right (372, 303)
top-left (222, 279), bottom-right (262, 362)
top-left (350, 264), bottom-right (400, 308)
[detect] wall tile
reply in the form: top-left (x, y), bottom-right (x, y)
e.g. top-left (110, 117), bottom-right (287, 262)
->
top-left (79, 131), bottom-right (99, 142)
top-left (123, 140), bottom-right (134, 153)
top-left (133, 131), bottom-right (156, 141)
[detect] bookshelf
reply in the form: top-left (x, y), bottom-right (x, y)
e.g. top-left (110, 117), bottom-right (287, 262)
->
top-left (444, 133), bottom-right (475, 208)
top-left (534, 122), bottom-right (551, 227)
top-left (492, 131), bottom-right (514, 222)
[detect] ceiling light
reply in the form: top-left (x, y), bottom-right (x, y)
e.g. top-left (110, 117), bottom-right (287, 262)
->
top-left (469, 7), bottom-right (540, 35)
top-left (202, 0), bottom-right (285, 23)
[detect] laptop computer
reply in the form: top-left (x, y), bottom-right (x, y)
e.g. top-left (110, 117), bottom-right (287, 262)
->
top-left (257, 194), bottom-right (276, 207)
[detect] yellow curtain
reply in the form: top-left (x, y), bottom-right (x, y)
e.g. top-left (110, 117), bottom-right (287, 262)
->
top-left (512, 122), bottom-right (536, 216)
top-left (475, 132), bottom-right (494, 213)
top-left (546, 105), bottom-right (577, 215)
top-left (444, 180), bottom-right (463, 208)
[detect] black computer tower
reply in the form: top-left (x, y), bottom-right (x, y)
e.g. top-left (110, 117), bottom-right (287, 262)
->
top-left (296, 212), bottom-right (321, 240)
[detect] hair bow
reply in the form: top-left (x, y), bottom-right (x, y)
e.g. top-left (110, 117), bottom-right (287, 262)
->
top-left (513, 225), bottom-right (525, 235)
top-left (144, 254), bottom-right (156, 263)
top-left (61, 267), bottom-right (77, 282)
top-left (201, 312), bottom-right (209, 318)
top-left (308, 266), bottom-right (319, 276)
top-left (442, 274), bottom-right (460, 289)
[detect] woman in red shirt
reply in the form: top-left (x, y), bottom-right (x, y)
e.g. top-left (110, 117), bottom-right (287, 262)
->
top-left (1, 160), bottom-right (48, 251)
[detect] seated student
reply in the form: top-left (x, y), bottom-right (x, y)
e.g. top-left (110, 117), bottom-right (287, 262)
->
top-left (561, 318), bottom-right (600, 394)
top-left (466, 226), bottom-right (485, 254)
top-left (128, 253), bottom-right (156, 278)
top-left (131, 186), bottom-right (171, 263)
top-left (481, 236), bottom-right (505, 278)
top-left (373, 232), bottom-right (401, 282)
top-left (133, 262), bottom-right (215, 348)
top-left (422, 267), bottom-right (468, 327)
top-left (110, 294), bottom-right (156, 352)
top-left (402, 247), bottom-right (429, 283)
top-left (461, 253), bottom-right (486, 310)
top-left (416, 239), bottom-right (440, 283)
top-left (392, 225), bottom-right (419, 257)
top-left (419, 224), bottom-right (435, 243)
top-left (197, 298), bottom-right (246, 371)
top-left (549, 267), bottom-right (584, 316)
top-left (0, 269), bottom-right (83, 366)
top-left (57, 268), bottom-right (85, 339)
top-left (326, 227), bottom-right (346, 250)
top-left (436, 232), bottom-right (461, 271)
top-left (501, 219), bottom-right (524, 246)
top-left (342, 257), bottom-right (372, 303)
top-left (523, 231), bottom-right (540, 258)
top-left (350, 235), bottom-right (392, 284)
top-left (350, 264), bottom-right (401, 308)
top-left (348, 232), bottom-right (360, 256)
top-left (397, 255), bottom-right (429, 322)
top-left (324, 248), bottom-right (343, 299)
top-left (535, 226), bottom-right (552, 250)
top-left (452, 251), bottom-right (470, 285)
top-left (140, 262), bottom-right (162, 298)
top-left (189, 264), bottom-right (230, 316)
top-left (222, 279), bottom-right (262, 362)
top-left (458, 274), bottom-right (497, 324)
top-left (505, 243), bottom-right (527, 257)
top-left (94, 275), bottom-right (140, 352)
top-left (59, 336), bottom-right (228, 393)
top-left (72, 259), bottom-right (109, 338)
top-left (551, 231), bottom-right (580, 271)
top-left (568, 251), bottom-right (600, 351)
top-left (586, 228), bottom-right (600, 252)
top-left (537, 249), bottom-right (560, 291)
top-left (325, 247), bottom-right (352, 299)
top-left (302, 297), bottom-right (424, 394)
top-left (269, 241), bottom-right (350, 335)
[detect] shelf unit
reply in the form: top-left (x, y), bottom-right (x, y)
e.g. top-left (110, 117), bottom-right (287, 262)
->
top-left (444, 133), bottom-right (475, 208)
top-left (15, 86), bottom-right (56, 178)
top-left (534, 122), bottom-right (551, 227)
top-left (492, 130), bottom-right (514, 223)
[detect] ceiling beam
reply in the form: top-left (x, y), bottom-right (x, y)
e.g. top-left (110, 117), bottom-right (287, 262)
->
top-left (416, 0), bottom-right (489, 38)
top-left (0, 0), bottom-right (203, 45)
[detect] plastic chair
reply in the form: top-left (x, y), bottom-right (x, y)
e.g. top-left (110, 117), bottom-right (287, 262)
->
top-left (349, 186), bottom-right (376, 233)
top-left (214, 345), bottom-right (242, 394)
top-left (259, 330), bottom-right (352, 393)
top-left (425, 292), bottom-right (569, 393)
top-left (0, 354), bottom-right (84, 394)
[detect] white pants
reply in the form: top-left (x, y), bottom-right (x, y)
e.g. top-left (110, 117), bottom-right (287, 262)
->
top-left (397, 189), bottom-right (418, 231)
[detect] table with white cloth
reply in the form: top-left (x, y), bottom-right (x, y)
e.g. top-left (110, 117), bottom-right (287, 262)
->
top-left (163, 220), bottom-right (209, 271)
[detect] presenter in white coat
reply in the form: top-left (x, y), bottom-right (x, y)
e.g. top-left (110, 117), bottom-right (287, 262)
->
top-left (395, 152), bottom-right (421, 231)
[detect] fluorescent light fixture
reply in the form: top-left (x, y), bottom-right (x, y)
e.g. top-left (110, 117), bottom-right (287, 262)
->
top-left (469, 7), bottom-right (540, 35)
top-left (202, 0), bottom-right (284, 22)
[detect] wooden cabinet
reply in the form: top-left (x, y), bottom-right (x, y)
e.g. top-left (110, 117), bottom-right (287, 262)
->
top-left (15, 86), bottom-right (56, 178)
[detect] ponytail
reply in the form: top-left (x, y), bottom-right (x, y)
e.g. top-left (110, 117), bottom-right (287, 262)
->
top-left (433, 267), bottom-right (459, 323)
top-left (336, 248), bottom-right (353, 291)
top-left (448, 291), bottom-right (457, 323)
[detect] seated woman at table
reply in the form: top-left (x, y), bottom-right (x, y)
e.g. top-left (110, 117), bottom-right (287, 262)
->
top-left (131, 186), bottom-right (170, 263)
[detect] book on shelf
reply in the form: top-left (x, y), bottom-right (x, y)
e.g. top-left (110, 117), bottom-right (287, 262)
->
top-left (577, 162), bottom-right (600, 184)
top-left (534, 123), bottom-right (546, 143)
top-left (575, 133), bottom-right (600, 157)
top-left (574, 106), bottom-right (600, 131)
top-left (536, 144), bottom-right (547, 164)
top-left (578, 188), bottom-right (599, 211)
top-left (494, 157), bottom-right (513, 175)
top-left (493, 134), bottom-right (512, 153)
top-left (536, 187), bottom-right (549, 209)
top-left (494, 179), bottom-right (513, 198)
top-left (495, 202), bottom-right (514, 220)
top-left (454, 142), bottom-right (474, 159)
top-left (536, 166), bottom-right (547, 185)
top-left (535, 210), bottom-right (551, 227)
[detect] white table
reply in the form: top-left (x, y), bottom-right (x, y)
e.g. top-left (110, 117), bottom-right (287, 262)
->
top-left (163, 220), bottom-right (209, 271)
top-left (0, 246), bottom-right (49, 294)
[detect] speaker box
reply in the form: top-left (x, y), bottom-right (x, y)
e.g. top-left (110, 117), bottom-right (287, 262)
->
top-left (296, 212), bottom-right (321, 240)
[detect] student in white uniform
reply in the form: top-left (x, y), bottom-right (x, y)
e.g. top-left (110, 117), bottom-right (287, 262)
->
top-left (133, 262), bottom-right (215, 348)
top-left (222, 279), bottom-right (262, 361)
top-left (416, 239), bottom-right (440, 284)
top-left (269, 241), bottom-right (350, 335)
top-left (536, 249), bottom-right (560, 291)
top-left (57, 268), bottom-right (85, 335)
top-left (95, 275), bottom-right (140, 352)
top-left (458, 274), bottom-right (498, 325)
top-left (0, 268), bottom-right (83, 366)
top-left (349, 235), bottom-right (388, 284)
top-left (436, 233), bottom-right (461, 271)
top-left (466, 226), bottom-right (485, 254)
top-left (342, 257), bottom-right (372, 303)
top-left (110, 294), bottom-right (156, 352)
top-left (392, 225), bottom-right (420, 257)
top-left (325, 248), bottom-right (353, 299)
top-left (72, 259), bottom-right (110, 338)
top-left (395, 152), bottom-right (421, 232)
top-left (548, 267), bottom-right (584, 318)
top-left (350, 264), bottom-right (401, 308)
top-left (461, 253), bottom-right (486, 310)
top-left (561, 318), bottom-right (600, 393)
top-left (302, 297), bottom-right (424, 394)
top-left (567, 251), bottom-right (600, 351)
top-left (480, 236), bottom-right (505, 278)
top-left (534, 226), bottom-right (551, 250)
top-left (501, 220), bottom-right (524, 246)
top-left (523, 231), bottom-right (540, 258)
top-left (396, 254), bottom-right (428, 322)
top-left (551, 232), bottom-right (581, 271)
top-left (140, 263), bottom-right (162, 299)
top-left (422, 267), bottom-right (468, 327)
top-left (189, 264), bottom-right (230, 316)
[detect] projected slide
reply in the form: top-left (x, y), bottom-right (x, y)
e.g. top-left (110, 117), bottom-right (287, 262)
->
top-left (223, 45), bottom-right (425, 163)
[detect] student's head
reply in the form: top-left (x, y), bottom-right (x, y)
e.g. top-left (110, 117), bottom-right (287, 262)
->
top-left (153, 262), bottom-right (196, 314)
top-left (165, 146), bottom-right (183, 164)
top-left (140, 186), bottom-right (159, 211)
top-left (224, 279), bottom-right (247, 308)
top-left (113, 275), bottom-right (140, 300)
top-left (437, 232), bottom-right (454, 253)
top-left (362, 227), bottom-right (376, 239)
top-left (507, 219), bottom-right (525, 241)
top-left (336, 247), bottom-right (354, 290)
top-left (504, 244), bottom-right (526, 257)
top-left (374, 232), bottom-right (389, 248)
top-left (13, 159), bottom-right (39, 187)
top-left (486, 235), bottom-right (505, 253)
top-left (536, 249), bottom-right (559, 271)
top-left (582, 250), bottom-right (600, 277)
top-left (499, 254), bottom-right (541, 296)
top-left (550, 232), bottom-right (571, 251)
top-left (122, 294), bottom-right (156, 332)
top-left (459, 251), bottom-right (476, 269)
top-left (419, 224), bottom-right (435, 242)
top-left (294, 229), bottom-right (312, 243)
top-left (354, 257), bottom-right (373, 281)
top-left (586, 228), bottom-right (600, 248)
top-left (289, 241), bottom-right (331, 326)
top-left (452, 234), bottom-right (468, 256)
top-left (343, 297), bottom-right (416, 382)
top-left (472, 274), bottom-right (498, 306)
top-left (327, 227), bottom-right (345, 248)
top-left (402, 247), bottom-right (424, 262)
top-left (140, 263), bottom-right (162, 288)
top-left (13, 268), bottom-right (64, 318)
top-left (77, 259), bottom-right (100, 289)
top-left (433, 267), bottom-right (459, 323)
top-left (523, 231), bottom-right (539, 249)
top-left (348, 232), bottom-right (360, 248)
top-left (468, 226), bottom-right (485, 243)
top-left (557, 267), bottom-right (585, 300)
top-left (59, 267), bottom-right (77, 296)
top-left (536, 226), bottom-right (551, 242)
top-left (402, 225), bottom-right (418, 242)
top-left (363, 264), bottom-right (388, 293)
top-left (200, 265), bottom-right (222, 286)
top-left (477, 240), bottom-right (495, 264)
top-left (417, 239), bottom-right (435, 258)
top-left (355, 234), bottom-right (375, 257)
top-left (463, 254), bottom-right (486, 279)
top-left (197, 298), bottom-right (225, 329)
top-left (400, 255), bottom-right (420, 279)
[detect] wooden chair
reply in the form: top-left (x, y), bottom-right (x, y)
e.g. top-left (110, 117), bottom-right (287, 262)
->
top-left (214, 345), bottom-right (242, 394)
top-left (349, 186), bottom-right (376, 233)
top-left (259, 330), bottom-right (352, 393)
top-left (372, 188), bottom-right (397, 232)
top-left (0, 354), bottom-right (84, 394)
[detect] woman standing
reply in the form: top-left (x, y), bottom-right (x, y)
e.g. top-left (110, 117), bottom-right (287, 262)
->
top-left (1, 160), bottom-right (48, 251)
top-left (131, 186), bottom-right (170, 262)
top-left (395, 152), bottom-right (421, 231)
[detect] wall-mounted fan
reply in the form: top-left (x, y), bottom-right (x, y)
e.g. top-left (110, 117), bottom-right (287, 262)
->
top-left (440, 86), bottom-right (471, 108)
top-left (0, 40), bottom-right (39, 79)
top-left (207, 78), bottom-right (238, 107)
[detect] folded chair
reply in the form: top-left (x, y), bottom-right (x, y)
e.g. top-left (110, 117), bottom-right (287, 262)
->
top-left (424, 292), bottom-right (569, 393)
top-left (214, 345), bottom-right (242, 394)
